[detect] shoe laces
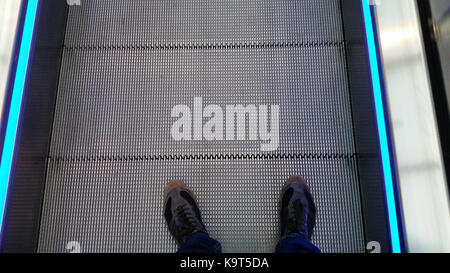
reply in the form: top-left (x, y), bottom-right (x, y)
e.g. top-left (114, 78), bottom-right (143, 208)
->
top-left (286, 199), bottom-right (308, 239)
top-left (174, 203), bottom-right (198, 236)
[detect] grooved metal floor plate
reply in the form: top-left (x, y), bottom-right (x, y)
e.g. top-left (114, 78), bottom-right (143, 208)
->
top-left (38, 0), bottom-right (365, 253)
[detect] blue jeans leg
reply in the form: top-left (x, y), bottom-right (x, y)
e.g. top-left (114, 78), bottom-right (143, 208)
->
top-left (275, 234), bottom-right (321, 253)
top-left (177, 232), bottom-right (223, 253)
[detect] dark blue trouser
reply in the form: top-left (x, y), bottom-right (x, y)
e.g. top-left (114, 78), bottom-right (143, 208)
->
top-left (177, 232), bottom-right (321, 253)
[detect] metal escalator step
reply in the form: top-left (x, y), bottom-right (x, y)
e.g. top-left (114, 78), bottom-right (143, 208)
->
top-left (39, 158), bottom-right (364, 253)
top-left (64, 0), bottom-right (344, 45)
top-left (38, 0), bottom-right (365, 253)
top-left (50, 47), bottom-right (353, 156)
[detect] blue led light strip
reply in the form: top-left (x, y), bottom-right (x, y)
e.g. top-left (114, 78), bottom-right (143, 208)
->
top-left (0, 0), bottom-right (39, 236)
top-left (361, 0), bottom-right (401, 253)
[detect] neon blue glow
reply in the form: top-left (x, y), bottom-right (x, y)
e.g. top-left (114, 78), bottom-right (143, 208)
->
top-left (361, 0), bottom-right (401, 253)
top-left (0, 0), bottom-right (39, 236)
top-left (0, 0), bottom-right (401, 252)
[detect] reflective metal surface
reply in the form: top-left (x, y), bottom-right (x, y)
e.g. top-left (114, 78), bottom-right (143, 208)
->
top-left (430, 0), bottom-right (450, 113)
top-left (38, 0), bottom-right (365, 253)
top-left (375, 0), bottom-right (450, 252)
top-left (0, 0), bottom-right (22, 120)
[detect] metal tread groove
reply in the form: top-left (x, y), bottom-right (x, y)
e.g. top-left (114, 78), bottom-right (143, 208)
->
top-left (47, 153), bottom-right (358, 163)
top-left (62, 40), bottom-right (346, 51)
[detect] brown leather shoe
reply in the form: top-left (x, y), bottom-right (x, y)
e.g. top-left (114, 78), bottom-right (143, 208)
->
top-left (163, 180), bottom-right (207, 245)
top-left (280, 176), bottom-right (317, 241)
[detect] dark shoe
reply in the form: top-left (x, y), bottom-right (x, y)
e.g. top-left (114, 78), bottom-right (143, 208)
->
top-left (280, 176), bottom-right (317, 241)
top-left (163, 180), bottom-right (208, 245)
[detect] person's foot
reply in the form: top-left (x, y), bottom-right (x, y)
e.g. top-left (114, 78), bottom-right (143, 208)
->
top-left (163, 180), bottom-right (208, 245)
top-left (280, 176), bottom-right (317, 241)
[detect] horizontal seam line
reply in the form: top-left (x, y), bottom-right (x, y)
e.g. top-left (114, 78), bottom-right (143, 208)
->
top-left (62, 41), bottom-right (345, 51)
top-left (47, 153), bottom-right (358, 162)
